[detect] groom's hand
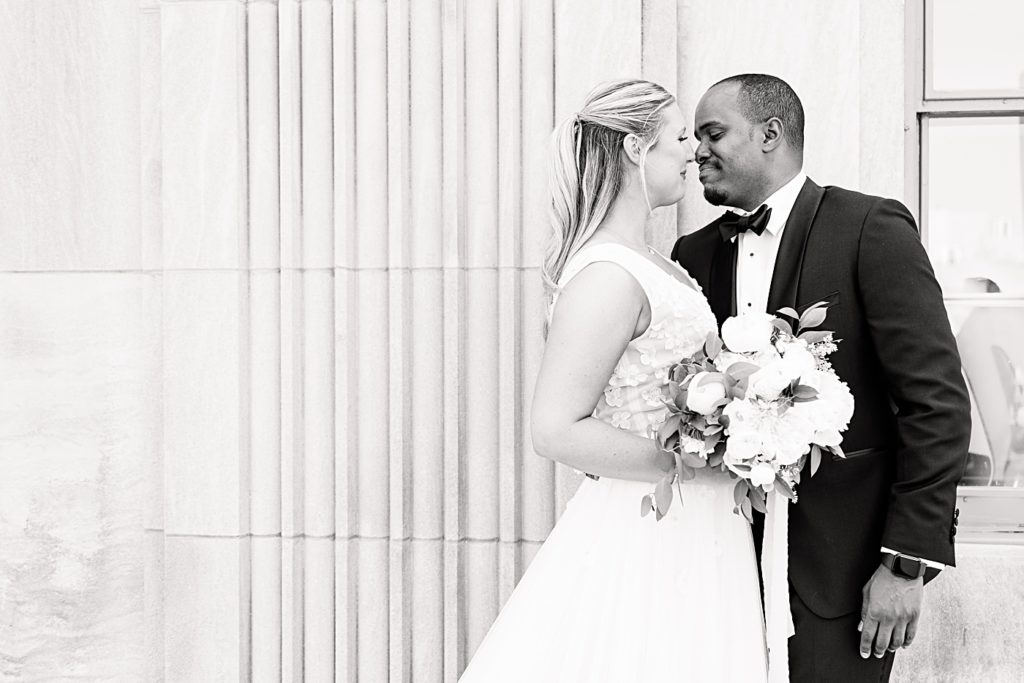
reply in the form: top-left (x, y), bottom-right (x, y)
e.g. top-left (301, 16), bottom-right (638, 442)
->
top-left (858, 564), bottom-right (924, 659)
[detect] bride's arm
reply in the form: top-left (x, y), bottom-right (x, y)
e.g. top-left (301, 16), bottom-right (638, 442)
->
top-left (531, 262), bottom-right (673, 483)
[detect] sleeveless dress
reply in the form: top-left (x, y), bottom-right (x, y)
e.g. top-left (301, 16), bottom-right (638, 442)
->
top-left (459, 243), bottom-right (768, 682)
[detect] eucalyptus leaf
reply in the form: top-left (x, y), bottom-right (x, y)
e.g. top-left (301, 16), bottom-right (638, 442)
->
top-left (740, 498), bottom-right (753, 523)
top-left (678, 464), bottom-right (697, 481)
top-left (641, 494), bottom-right (653, 517)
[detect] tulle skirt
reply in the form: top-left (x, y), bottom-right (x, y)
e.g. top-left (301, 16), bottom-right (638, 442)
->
top-left (459, 471), bottom-right (768, 682)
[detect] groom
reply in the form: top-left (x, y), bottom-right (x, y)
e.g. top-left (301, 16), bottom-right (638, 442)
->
top-left (672, 74), bottom-right (970, 681)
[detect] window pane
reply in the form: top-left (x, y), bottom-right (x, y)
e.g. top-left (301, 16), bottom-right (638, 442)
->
top-left (927, 117), bottom-right (1024, 296)
top-left (947, 301), bottom-right (1024, 487)
top-left (929, 0), bottom-right (1024, 95)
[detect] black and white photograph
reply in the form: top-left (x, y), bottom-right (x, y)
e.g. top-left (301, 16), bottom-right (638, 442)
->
top-left (1, 0), bottom-right (1023, 681)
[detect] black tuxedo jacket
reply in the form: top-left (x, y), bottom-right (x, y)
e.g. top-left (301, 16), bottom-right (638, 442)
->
top-left (671, 178), bottom-right (971, 618)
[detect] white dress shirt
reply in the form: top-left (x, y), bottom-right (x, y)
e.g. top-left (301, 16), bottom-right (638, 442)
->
top-left (729, 171), bottom-right (943, 571)
top-left (732, 171), bottom-right (806, 316)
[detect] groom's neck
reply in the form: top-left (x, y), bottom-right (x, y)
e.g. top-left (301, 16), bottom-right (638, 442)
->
top-left (749, 165), bottom-right (802, 208)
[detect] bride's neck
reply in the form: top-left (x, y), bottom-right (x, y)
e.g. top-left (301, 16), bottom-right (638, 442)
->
top-left (593, 191), bottom-right (649, 250)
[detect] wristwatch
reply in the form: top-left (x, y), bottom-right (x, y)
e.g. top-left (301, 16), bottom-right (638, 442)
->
top-left (881, 552), bottom-right (927, 580)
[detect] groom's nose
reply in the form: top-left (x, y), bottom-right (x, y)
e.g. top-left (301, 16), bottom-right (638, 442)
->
top-left (695, 140), bottom-right (711, 164)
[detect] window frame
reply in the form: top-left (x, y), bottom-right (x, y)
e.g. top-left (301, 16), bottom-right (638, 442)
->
top-left (906, 0), bottom-right (1024, 544)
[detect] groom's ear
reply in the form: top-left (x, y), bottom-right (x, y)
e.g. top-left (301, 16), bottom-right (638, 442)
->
top-left (760, 117), bottom-right (785, 152)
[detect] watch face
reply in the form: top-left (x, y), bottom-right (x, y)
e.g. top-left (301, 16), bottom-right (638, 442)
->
top-left (896, 556), bottom-right (924, 579)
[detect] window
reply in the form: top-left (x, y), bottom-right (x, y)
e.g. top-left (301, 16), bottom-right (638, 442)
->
top-left (907, 0), bottom-right (1024, 541)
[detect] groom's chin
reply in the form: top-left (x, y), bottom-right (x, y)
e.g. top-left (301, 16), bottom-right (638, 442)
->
top-left (702, 186), bottom-right (728, 206)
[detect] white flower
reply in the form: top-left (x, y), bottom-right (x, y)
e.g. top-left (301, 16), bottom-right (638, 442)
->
top-left (680, 434), bottom-right (708, 455)
top-left (610, 363), bottom-right (649, 388)
top-left (749, 462), bottom-right (777, 489)
top-left (642, 386), bottom-right (667, 408)
top-left (721, 312), bottom-right (775, 353)
top-left (789, 371), bottom-right (855, 438)
top-left (685, 372), bottom-right (727, 415)
top-left (748, 360), bottom-right (795, 401)
top-left (610, 412), bottom-right (632, 429)
top-left (603, 386), bottom-right (625, 408)
top-left (781, 342), bottom-right (818, 381)
top-left (725, 431), bottom-right (762, 465)
top-left (766, 410), bottom-right (816, 466)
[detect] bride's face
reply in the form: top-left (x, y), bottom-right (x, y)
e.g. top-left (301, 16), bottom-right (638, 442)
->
top-left (639, 105), bottom-right (695, 209)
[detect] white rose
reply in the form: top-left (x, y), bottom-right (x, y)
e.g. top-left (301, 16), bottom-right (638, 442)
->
top-left (685, 372), bottom-right (728, 415)
top-left (790, 371), bottom-right (855, 435)
top-left (781, 343), bottom-right (817, 382)
top-left (748, 361), bottom-right (794, 401)
top-left (721, 312), bottom-right (775, 354)
top-left (748, 462), bottom-right (777, 489)
top-left (724, 430), bottom-right (762, 465)
top-left (768, 410), bottom-right (816, 466)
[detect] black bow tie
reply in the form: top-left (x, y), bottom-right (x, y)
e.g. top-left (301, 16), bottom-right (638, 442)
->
top-left (718, 204), bottom-right (772, 242)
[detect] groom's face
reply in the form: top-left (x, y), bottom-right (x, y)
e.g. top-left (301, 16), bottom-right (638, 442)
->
top-left (694, 83), bottom-right (764, 210)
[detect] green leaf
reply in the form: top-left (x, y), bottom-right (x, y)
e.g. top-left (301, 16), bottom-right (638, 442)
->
top-left (641, 494), bottom-right (653, 517)
top-left (771, 318), bottom-right (794, 337)
top-left (726, 362), bottom-right (760, 381)
top-left (697, 371), bottom-right (726, 387)
top-left (705, 332), bottom-right (723, 360)
top-left (798, 302), bottom-right (829, 330)
top-left (740, 498), bottom-right (753, 523)
top-left (678, 464), bottom-right (697, 481)
top-left (655, 475), bottom-right (674, 516)
top-left (791, 384), bottom-right (819, 400)
top-left (680, 451), bottom-right (707, 468)
top-left (776, 306), bottom-right (799, 320)
top-left (798, 330), bottom-right (833, 344)
top-left (809, 444), bottom-right (822, 477)
top-left (775, 476), bottom-right (795, 499)
top-left (750, 487), bottom-right (768, 514)
top-left (733, 480), bottom-right (747, 507)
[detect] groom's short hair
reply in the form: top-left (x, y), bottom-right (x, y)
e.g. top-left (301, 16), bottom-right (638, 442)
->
top-left (713, 74), bottom-right (805, 153)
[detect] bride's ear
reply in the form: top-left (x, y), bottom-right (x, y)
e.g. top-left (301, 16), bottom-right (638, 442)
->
top-left (622, 134), bottom-right (643, 166)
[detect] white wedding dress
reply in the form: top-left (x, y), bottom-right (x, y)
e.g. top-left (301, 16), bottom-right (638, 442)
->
top-left (459, 244), bottom-right (768, 682)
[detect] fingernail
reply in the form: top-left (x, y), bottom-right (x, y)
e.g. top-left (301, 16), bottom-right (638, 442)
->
top-left (857, 621), bottom-right (863, 632)
top-left (860, 652), bottom-right (869, 659)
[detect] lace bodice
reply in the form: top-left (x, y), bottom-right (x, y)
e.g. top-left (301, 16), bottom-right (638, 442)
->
top-left (551, 243), bottom-right (718, 439)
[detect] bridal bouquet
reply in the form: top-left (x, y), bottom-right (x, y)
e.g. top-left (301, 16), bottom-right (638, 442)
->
top-left (642, 302), bottom-right (854, 521)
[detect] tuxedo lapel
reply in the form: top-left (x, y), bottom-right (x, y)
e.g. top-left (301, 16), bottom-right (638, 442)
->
top-left (766, 178), bottom-right (826, 317)
top-left (709, 237), bottom-right (737, 327)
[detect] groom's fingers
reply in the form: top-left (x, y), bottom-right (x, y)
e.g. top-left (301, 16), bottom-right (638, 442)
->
top-left (858, 618), bottom-right (879, 659)
top-left (887, 621), bottom-right (907, 651)
top-left (872, 620), bottom-right (894, 658)
top-left (903, 616), bottom-right (919, 648)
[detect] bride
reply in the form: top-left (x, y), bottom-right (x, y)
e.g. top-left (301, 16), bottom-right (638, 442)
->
top-left (459, 79), bottom-right (768, 682)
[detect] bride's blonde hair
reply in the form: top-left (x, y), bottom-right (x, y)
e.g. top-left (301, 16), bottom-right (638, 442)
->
top-left (542, 79), bottom-right (675, 296)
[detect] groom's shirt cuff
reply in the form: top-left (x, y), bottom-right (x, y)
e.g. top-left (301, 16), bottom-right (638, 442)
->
top-left (881, 546), bottom-right (945, 570)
